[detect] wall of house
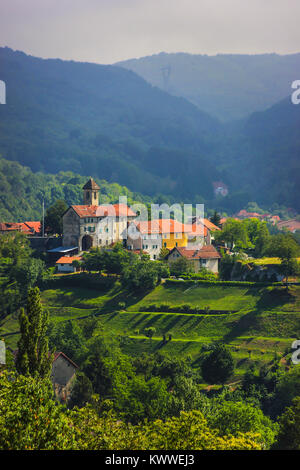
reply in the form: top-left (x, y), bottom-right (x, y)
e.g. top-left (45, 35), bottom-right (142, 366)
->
top-left (63, 209), bottom-right (80, 247)
top-left (57, 263), bottom-right (75, 273)
top-left (199, 258), bottom-right (219, 273)
top-left (51, 355), bottom-right (76, 387)
top-left (162, 232), bottom-right (188, 250)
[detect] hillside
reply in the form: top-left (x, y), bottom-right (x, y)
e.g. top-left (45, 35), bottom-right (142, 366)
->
top-left (0, 47), bottom-right (221, 201)
top-left (0, 48), bottom-right (300, 213)
top-left (0, 157), bottom-right (153, 222)
top-left (2, 277), bottom-right (299, 379)
top-left (220, 98), bottom-right (300, 211)
top-left (116, 52), bottom-right (300, 121)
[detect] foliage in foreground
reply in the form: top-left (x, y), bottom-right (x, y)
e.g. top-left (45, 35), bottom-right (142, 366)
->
top-left (0, 371), bottom-right (263, 450)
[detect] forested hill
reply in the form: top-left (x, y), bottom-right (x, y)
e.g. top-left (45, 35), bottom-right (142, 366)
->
top-left (0, 47), bottom-right (222, 201)
top-left (222, 97), bottom-right (300, 212)
top-left (0, 47), bottom-right (299, 213)
top-left (116, 52), bottom-right (300, 121)
top-left (0, 157), bottom-right (154, 222)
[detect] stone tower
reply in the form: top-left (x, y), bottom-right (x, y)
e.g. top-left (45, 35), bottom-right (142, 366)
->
top-left (83, 178), bottom-right (100, 205)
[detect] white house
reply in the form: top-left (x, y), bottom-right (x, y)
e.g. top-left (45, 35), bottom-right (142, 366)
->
top-left (56, 256), bottom-right (82, 272)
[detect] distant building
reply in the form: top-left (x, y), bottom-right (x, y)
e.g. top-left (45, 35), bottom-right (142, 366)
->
top-left (0, 221), bottom-right (41, 235)
top-left (212, 181), bottom-right (229, 197)
top-left (277, 219), bottom-right (300, 233)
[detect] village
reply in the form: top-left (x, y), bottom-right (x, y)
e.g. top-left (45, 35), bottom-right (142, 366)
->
top-left (1, 177), bottom-right (299, 278)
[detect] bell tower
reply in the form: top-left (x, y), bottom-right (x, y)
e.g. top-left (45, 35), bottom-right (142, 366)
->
top-left (83, 178), bottom-right (100, 205)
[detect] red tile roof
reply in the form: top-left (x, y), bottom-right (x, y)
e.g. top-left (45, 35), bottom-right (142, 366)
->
top-left (134, 219), bottom-right (208, 236)
top-left (53, 351), bottom-right (79, 369)
top-left (277, 219), bottom-right (300, 232)
top-left (0, 222), bottom-right (23, 232)
top-left (202, 218), bottom-right (221, 231)
top-left (0, 221), bottom-right (41, 234)
top-left (24, 221), bottom-right (41, 233)
top-left (170, 245), bottom-right (221, 260)
top-left (56, 256), bottom-right (82, 264)
top-left (71, 204), bottom-right (136, 218)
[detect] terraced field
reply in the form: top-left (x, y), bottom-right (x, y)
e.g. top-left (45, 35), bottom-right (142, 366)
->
top-left (1, 279), bottom-right (299, 377)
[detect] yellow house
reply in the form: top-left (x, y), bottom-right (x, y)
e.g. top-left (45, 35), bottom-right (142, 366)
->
top-left (160, 219), bottom-right (208, 250)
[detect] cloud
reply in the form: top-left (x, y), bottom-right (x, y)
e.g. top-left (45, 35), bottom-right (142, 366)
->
top-left (1, 0), bottom-right (300, 63)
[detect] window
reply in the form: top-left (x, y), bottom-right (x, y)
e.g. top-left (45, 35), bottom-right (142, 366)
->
top-left (164, 242), bottom-right (167, 248)
top-left (153, 255), bottom-right (156, 260)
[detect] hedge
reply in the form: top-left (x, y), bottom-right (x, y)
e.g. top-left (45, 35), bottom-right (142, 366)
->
top-left (165, 279), bottom-right (284, 287)
top-left (39, 273), bottom-right (116, 290)
top-left (140, 303), bottom-right (237, 315)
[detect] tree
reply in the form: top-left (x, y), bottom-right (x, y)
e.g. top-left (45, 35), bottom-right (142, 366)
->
top-left (265, 233), bottom-right (300, 287)
top-left (122, 259), bottom-right (168, 291)
top-left (169, 257), bottom-right (192, 276)
top-left (210, 211), bottom-right (221, 228)
top-left (276, 397), bottom-right (300, 450)
top-left (242, 218), bottom-right (271, 257)
top-left (214, 219), bottom-right (249, 251)
top-left (68, 372), bottom-right (94, 409)
top-left (144, 327), bottom-right (156, 340)
top-left (44, 199), bottom-right (68, 235)
top-left (10, 257), bottom-right (45, 295)
top-left (201, 343), bottom-right (234, 384)
top-left (16, 287), bottom-right (53, 378)
top-left (159, 247), bottom-right (170, 260)
top-left (207, 401), bottom-right (277, 449)
top-left (0, 370), bottom-right (76, 450)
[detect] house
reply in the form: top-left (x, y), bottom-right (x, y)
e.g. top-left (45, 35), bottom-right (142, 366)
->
top-left (189, 217), bottom-right (220, 244)
top-left (213, 181), bottom-right (229, 197)
top-left (0, 221), bottom-right (41, 235)
top-left (126, 218), bottom-right (208, 259)
top-left (62, 178), bottom-right (136, 252)
top-left (166, 245), bottom-right (221, 273)
top-left (277, 219), bottom-right (300, 233)
top-left (12, 349), bottom-right (78, 403)
top-left (51, 352), bottom-right (79, 403)
top-left (56, 255), bottom-right (82, 272)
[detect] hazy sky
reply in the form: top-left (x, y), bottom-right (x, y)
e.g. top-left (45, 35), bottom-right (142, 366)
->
top-left (1, 0), bottom-right (300, 64)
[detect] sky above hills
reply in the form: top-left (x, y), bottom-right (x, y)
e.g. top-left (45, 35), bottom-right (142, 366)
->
top-left (1, 0), bottom-right (300, 64)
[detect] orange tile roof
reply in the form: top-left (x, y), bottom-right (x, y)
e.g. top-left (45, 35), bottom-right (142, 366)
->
top-left (0, 222), bottom-right (23, 232)
top-left (56, 256), bottom-right (82, 264)
top-left (24, 221), bottom-right (41, 233)
top-left (202, 218), bottom-right (221, 231)
top-left (135, 219), bottom-right (208, 236)
top-left (71, 204), bottom-right (136, 218)
top-left (277, 219), bottom-right (300, 232)
top-left (0, 221), bottom-right (41, 234)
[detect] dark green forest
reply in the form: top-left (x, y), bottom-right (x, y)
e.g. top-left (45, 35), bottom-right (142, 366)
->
top-left (0, 157), bottom-right (155, 222)
top-left (0, 47), bottom-right (299, 213)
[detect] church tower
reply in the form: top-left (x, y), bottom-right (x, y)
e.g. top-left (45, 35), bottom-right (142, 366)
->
top-left (83, 178), bottom-right (100, 205)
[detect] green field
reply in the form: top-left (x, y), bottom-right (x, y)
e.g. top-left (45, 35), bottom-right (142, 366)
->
top-left (1, 280), bottom-right (299, 377)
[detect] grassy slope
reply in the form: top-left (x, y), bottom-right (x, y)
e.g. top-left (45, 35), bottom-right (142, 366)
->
top-left (1, 279), bottom-right (299, 377)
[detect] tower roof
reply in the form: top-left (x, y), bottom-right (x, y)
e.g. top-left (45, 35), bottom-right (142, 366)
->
top-left (82, 178), bottom-right (100, 190)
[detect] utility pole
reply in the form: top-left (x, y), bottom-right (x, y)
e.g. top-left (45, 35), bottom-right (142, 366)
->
top-left (42, 198), bottom-right (45, 238)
